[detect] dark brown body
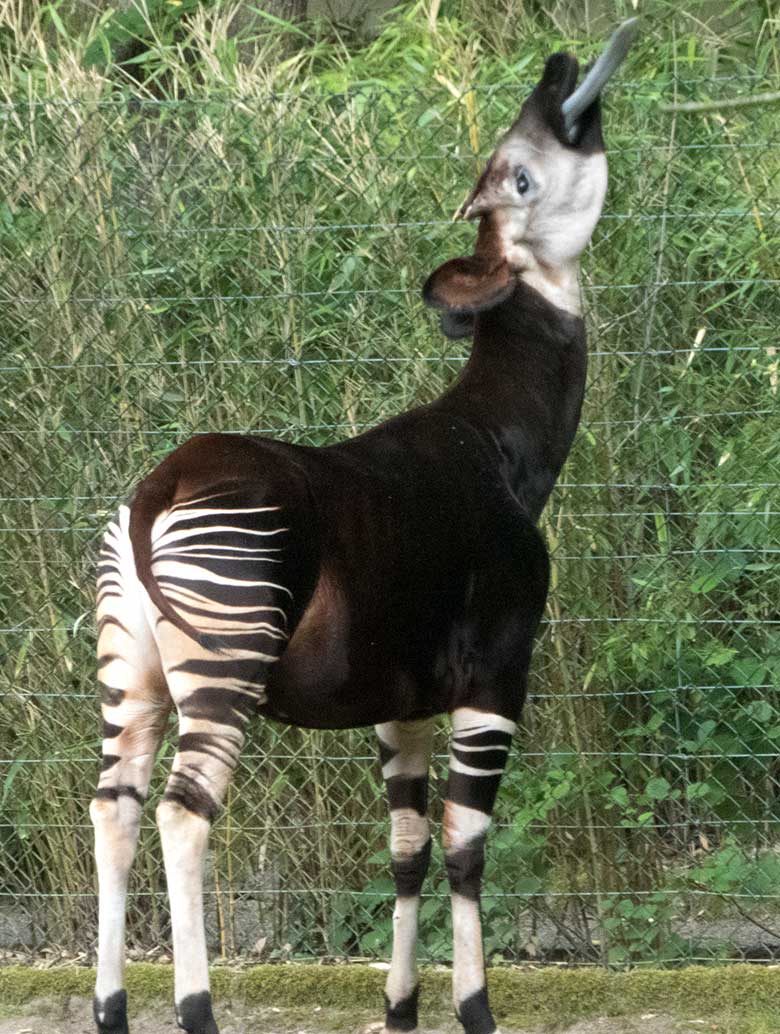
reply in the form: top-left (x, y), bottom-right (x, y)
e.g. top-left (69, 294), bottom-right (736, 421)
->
top-left (131, 281), bottom-right (585, 730)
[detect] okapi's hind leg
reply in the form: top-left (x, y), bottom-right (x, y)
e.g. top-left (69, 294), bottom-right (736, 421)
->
top-left (375, 717), bottom-right (436, 1034)
top-left (91, 509), bottom-right (172, 1034)
top-left (152, 622), bottom-right (286, 1034)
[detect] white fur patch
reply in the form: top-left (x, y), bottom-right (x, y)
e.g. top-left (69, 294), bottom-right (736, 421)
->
top-left (483, 139), bottom-right (608, 316)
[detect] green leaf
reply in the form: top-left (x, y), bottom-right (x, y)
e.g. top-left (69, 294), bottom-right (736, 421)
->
top-left (702, 645), bottom-right (738, 668)
top-left (419, 898), bottom-right (444, 922)
top-left (687, 781), bottom-right (710, 800)
top-left (745, 700), bottom-right (774, 724)
top-left (514, 876), bottom-right (543, 895)
top-left (646, 777), bottom-right (671, 801)
top-left (43, 4), bottom-right (66, 35)
top-left (1, 760), bottom-right (23, 806)
top-left (608, 945), bottom-right (630, 965)
top-left (248, 6), bottom-right (313, 38)
top-left (697, 719), bottom-right (717, 744)
top-left (417, 108), bottom-right (440, 128)
top-left (690, 554), bottom-right (743, 593)
top-left (121, 50), bottom-right (157, 66)
top-left (609, 786), bottom-right (629, 808)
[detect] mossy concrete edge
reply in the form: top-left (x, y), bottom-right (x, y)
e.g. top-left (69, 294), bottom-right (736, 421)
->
top-left (2, 963), bottom-right (780, 1023)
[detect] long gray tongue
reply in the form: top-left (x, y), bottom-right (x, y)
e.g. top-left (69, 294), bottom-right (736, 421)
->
top-left (561, 17), bottom-right (640, 142)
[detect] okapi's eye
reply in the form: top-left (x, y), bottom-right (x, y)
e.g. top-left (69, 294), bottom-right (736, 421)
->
top-left (515, 168), bottom-right (531, 195)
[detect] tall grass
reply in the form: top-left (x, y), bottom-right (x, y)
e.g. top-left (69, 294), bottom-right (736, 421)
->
top-left (1, 0), bottom-right (779, 965)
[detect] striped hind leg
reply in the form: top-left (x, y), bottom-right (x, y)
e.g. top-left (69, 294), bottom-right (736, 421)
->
top-left (375, 717), bottom-right (436, 1034)
top-left (137, 484), bottom-right (300, 1032)
top-left (152, 627), bottom-right (282, 1034)
top-left (91, 509), bottom-right (172, 1034)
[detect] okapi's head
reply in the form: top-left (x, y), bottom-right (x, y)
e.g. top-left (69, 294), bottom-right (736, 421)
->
top-left (423, 19), bottom-right (638, 336)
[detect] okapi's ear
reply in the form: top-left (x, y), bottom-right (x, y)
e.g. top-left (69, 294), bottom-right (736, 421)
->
top-left (423, 193), bottom-right (516, 337)
top-left (533, 52), bottom-right (581, 143)
top-left (422, 253), bottom-right (514, 338)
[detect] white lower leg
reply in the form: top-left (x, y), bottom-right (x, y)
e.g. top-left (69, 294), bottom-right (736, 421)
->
top-left (444, 804), bottom-right (492, 1020)
top-left (443, 708), bottom-right (517, 1034)
top-left (91, 795), bottom-right (142, 1006)
top-left (156, 801), bottom-right (212, 1007)
top-left (376, 719), bottom-right (434, 1034)
top-left (385, 808), bottom-right (429, 1012)
top-left (451, 892), bottom-right (487, 1005)
top-left (155, 701), bottom-right (247, 1032)
top-left (386, 894), bottom-right (421, 1008)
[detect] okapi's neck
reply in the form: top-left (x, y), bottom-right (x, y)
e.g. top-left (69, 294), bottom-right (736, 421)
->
top-left (444, 279), bottom-right (587, 521)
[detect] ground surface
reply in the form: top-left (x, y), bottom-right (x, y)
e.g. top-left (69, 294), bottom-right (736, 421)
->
top-left (0, 999), bottom-right (751, 1034)
top-left (3, 965), bottom-right (779, 1033)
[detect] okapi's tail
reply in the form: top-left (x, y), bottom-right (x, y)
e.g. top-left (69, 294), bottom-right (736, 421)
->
top-left (128, 473), bottom-right (206, 648)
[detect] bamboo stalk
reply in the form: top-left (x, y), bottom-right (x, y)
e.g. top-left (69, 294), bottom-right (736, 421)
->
top-left (661, 91), bottom-right (780, 114)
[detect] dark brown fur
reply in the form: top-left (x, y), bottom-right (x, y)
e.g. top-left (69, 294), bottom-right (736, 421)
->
top-left (128, 270), bottom-right (584, 730)
top-left (127, 59), bottom-right (599, 732)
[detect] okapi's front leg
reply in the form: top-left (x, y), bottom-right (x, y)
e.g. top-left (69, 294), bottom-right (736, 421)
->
top-left (444, 707), bottom-right (516, 1034)
top-left (376, 717), bottom-right (436, 1034)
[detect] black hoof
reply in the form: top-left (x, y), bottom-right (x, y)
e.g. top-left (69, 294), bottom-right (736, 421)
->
top-left (384, 985), bottom-right (420, 1031)
top-left (94, 990), bottom-right (129, 1034)
top-left (176, 991), bottom-right (219, 1034)
top-left (457, 987), bottom-right (496, 1034)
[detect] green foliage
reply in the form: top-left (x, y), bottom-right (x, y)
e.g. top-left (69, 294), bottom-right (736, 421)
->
top-left (601, 892), bottom-right (689, 966)
top-left (689, 841), bottom-right (780, 900)
top-left (81, 0), bottom-right (205, 73)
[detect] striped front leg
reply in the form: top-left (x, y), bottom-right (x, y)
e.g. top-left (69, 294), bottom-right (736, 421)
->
top-left (444, 708), bottom-right (516, 1034)
top-left (376, 717), bottom-right (436, 1034)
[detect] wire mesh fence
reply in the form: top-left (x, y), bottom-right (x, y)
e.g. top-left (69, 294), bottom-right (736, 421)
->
top-left (1, 69), bottom-right (779, 968)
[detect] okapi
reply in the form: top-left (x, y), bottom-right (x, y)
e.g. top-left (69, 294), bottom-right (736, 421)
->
top-left (91, 20), bottom-right (638, 1034)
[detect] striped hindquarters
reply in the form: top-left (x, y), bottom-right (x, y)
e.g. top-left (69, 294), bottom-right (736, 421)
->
top-left (147, 490), bottom-right (293, 652)
top-left (141, 489), bottom-right (297, 819)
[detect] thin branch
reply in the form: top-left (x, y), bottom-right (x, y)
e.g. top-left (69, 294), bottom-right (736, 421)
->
top-left (661, 91), bottom-right (780, 113)
top-left (722, 893), bottom-right (780, 945)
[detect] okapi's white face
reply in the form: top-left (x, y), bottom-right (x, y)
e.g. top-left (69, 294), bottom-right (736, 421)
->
top-left (464, 120), bottom-right (608, 272)
top-left (424, 21), bottom-right (639, 323)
